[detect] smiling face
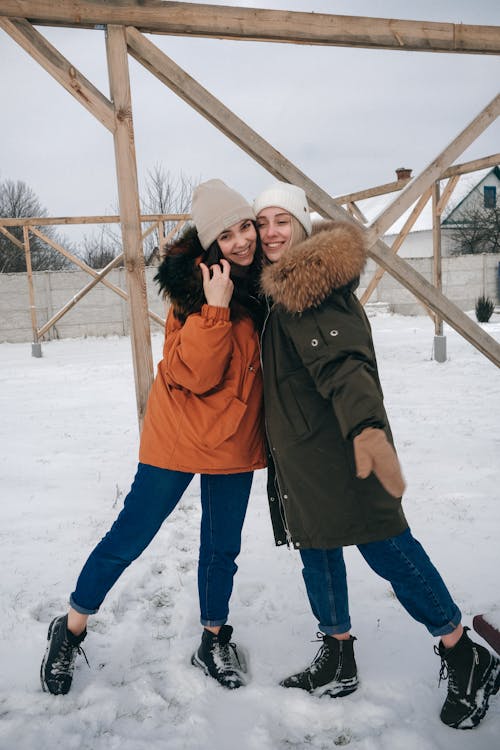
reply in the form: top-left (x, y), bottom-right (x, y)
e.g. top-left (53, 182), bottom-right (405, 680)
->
top-left (255, 207), bottom-right (293, 263)
top-left (216, 219), bottom-right (257, 267)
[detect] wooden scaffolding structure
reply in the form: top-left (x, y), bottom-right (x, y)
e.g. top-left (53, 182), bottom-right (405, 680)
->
top-left (1, 1), bottom-right (499, 426)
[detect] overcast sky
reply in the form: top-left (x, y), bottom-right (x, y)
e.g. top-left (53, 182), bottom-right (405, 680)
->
top-left (1, 0), bottom-right (499, 238)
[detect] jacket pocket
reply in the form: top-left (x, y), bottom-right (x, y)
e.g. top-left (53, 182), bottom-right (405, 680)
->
top-left (197, 394), bottom-right (248, 449)
top-left (281, 377), bottom-right (311, 439)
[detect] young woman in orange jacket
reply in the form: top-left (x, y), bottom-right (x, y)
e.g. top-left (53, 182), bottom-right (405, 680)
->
top-left (41, 180), bottom-right (266, 695)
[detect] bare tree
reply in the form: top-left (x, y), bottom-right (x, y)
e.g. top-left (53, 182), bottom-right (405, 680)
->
top-left (141, 165), bottom-right (196, 264)
top-left (448, 203), bottom-right (500, 255)
top-left (0, 179), bottom-right (71, 272)
top-left (79, 226), bottom-right (122, 269)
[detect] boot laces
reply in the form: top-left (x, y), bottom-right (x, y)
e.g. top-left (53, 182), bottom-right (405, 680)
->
top-left (214, 640), bottom-right (241, 673)
top-left (434, 645), bottom-right (459, 695)
top-left (309, 633), bottom-right (332, 674)
top-left (51, 639), bottom-right (89, 676)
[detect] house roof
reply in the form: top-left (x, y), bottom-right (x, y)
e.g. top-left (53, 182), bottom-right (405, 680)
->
top-left (353, 166), bottom-right (498, 235)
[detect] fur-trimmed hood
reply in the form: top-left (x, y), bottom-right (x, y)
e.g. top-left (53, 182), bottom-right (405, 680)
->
top-left (260, 220), bottom-right (366, 313)
top-left (154, 224), bottom-right (205, 322)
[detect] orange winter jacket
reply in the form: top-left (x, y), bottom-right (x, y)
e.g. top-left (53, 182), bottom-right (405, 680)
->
top-left (139, 304), bottom-right (266, 474)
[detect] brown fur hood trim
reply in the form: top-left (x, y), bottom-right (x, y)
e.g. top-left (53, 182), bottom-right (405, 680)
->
top-left (260, 220), bottom-right (366, 313)
top-left (154, 224), bottom-right (205, 322)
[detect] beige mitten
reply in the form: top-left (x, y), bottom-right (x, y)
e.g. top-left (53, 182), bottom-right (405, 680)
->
top-left (353, 428), bottom-right (406, 498)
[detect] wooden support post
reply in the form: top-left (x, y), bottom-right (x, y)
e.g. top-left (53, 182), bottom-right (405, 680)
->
top-left (432, 181), bottom-right (447, 362)
top-left (367, 94), bottom-right (500, 244)
top-left (126, 29), bottom-right (500, 368)
top-left (432, 182), bottom-right (443, 336)
top-left (22, 225), bottom-right (41, 355)
top-left (158, 219), bottom-right (166, 259)
top-left (106, 24), bottom-right (153, 428)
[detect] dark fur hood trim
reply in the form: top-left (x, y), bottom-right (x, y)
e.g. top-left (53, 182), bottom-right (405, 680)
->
top-left (154, 224), bottom-right (205, 321)
top-left (260, 220), bottom-right (366, 313)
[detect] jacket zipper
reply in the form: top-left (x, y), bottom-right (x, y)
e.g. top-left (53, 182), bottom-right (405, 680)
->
top-left (260, 300), bottom-right (293, 548)
top-left (466, 647), bottom-right (479, 696)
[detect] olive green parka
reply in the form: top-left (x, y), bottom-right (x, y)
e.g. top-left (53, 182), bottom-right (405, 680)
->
top-left (261, 220), bottom-right (408, 549)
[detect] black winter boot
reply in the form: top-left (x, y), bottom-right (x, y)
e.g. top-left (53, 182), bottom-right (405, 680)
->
top-left (435, 627), bottom-right (500, 729)
top-left (281, 634), bottom-right (358, 698)
top-left (40, 614), bottom-right (88, 695)
top-left (191, 625), bottom-right (248, 689)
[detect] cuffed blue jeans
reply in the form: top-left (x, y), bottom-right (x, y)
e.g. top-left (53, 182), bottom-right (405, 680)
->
top-left (300, 528), bottom-right (461, 637)
top-left (70, 463), bottom-right (253, 627)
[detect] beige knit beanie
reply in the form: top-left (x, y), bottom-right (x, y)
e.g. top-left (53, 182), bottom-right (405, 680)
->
top-left (191, 179), bottom-right (255, 250)
top-left (253, 181), bottom-right (312, 236)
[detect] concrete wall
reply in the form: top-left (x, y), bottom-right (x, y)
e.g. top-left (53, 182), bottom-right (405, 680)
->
top-left (1, 255), bottom-right (499, 342)
top-left (0, 267), bottom-right (168, 343)
top-left (358, 253), bottom-right (499, 316)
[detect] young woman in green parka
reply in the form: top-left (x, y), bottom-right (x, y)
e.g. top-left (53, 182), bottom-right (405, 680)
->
top-left (254, 181), bottom-right (499, 731)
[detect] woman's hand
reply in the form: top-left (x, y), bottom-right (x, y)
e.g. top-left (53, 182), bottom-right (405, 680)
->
top-left (200, 259), bottom-right (234, 308)
top-left (353, 427), bottom-right (406, 498)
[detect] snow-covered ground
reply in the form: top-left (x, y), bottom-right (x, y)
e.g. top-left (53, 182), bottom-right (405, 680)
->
top-left (0, 312), bottom-right (499, 750)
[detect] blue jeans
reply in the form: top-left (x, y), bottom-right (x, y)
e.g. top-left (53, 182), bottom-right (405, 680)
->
top-left (70, 463), bottom-right (253, 627)
top-left (300, 528), bottom-right (462, 637)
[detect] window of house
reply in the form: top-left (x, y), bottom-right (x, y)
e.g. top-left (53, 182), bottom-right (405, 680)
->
top-left (484, 185), bottom-right (496, 209)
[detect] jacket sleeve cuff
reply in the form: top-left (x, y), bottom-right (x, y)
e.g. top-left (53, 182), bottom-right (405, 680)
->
top-left (201, 304), bottom-right (231, 322)
top-left (348, 420), bottom-right (385, 441)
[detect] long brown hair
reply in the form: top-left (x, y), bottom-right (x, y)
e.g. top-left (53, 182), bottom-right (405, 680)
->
top-left (289, 215), bottom-right (307, 249)
top-left (203, 225), bottom-right (265, 330)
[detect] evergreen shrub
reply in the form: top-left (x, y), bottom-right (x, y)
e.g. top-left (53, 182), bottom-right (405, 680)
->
top-left (475, 295), bottom-right (495, 323)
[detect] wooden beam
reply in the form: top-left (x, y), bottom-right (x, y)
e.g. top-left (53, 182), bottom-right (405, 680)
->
top-left (0, 213), bottom-right (190, 227)
top-left (473, 614), bottom-right (500, 656)
top-left (37, 252), bottom-right (125, 338)
top-left (107, 24), bottom-right (153, 428)
top-left (335, 178), bottom-right (411, 205)
top-left (346, 201), bottom-right (368, 224)
top-left (331, 154), bottom-right (499, 208)
top-left (360, 187), bottom-right (432, 305)
top-left (436, 175), bottom-right (460, 215)
top-left (367, 95), bottom-right (500, 243)
top-left (443, 154), bottom-right (500, 178)
top-left (0, 17), bottom-right (115, 131)
top-left (30, 227), bottom-right (165, 329)
top-left (1, 2), bottom-right (500, 54)
top-left (30, 226), bottom-right (118, 276)
top-left (126, 29), bottom-right (500, 368)
top-left (0, 224), bottom-right (24, 249)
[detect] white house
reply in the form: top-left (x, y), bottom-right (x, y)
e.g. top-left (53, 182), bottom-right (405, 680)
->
top-left (356, 166), bottom-right (500, 258)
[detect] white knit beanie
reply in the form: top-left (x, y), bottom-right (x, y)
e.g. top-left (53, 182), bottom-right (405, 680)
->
top-left (253, 181), bottom-right (312, 236)
top-left (191, 179), bottom-right (255, 250)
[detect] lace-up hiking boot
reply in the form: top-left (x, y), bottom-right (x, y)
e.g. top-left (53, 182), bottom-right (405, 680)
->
top-left (191, 625), bottom-right (248, 689)
top-left (40, 614), bottom-right (88, 695)
top-left (436, 627), bottom-right (500, 729)
top-left (281, 634), bottom-right (358, 698)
